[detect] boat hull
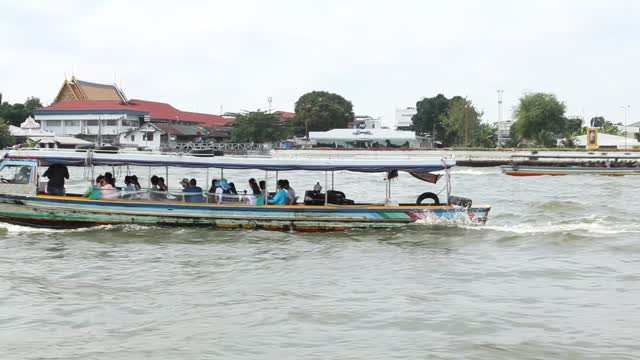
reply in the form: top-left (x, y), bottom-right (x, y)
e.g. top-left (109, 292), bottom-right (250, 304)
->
top-left (0, 195), bottom-right (490, 231)
top-left (501, 165), bottom-right (640, 176)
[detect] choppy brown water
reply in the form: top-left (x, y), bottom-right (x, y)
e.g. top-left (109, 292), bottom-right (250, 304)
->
top-left (1, 167), bottom-right (639, 359)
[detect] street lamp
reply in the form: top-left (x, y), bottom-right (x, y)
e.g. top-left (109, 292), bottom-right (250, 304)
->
top-left (621, 105), bottom-right (631, 149)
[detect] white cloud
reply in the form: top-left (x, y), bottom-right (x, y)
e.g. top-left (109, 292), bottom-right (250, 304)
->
top-left (1, 0), bottom-right (639, 125)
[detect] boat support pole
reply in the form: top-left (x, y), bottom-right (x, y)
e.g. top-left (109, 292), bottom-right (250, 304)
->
top-left (264, 171), bottom-right (268, 205)
top-left (331, 171), bottom-right (334, 190)
top-left (148, 167), bottom-right (151, 189)
top-left (205, 168), bottom-right (209, 203)
top-left (385, 177), bottom-right (390, 205)
top-left (165, 166), bottom-right (169, 191)
top-left (324, 171), bottom-right (328, 205)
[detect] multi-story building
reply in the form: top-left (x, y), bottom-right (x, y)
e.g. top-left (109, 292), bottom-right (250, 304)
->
top-left (394, 107), bottom-right (417, 130)
top-left (34, 76), bottom-right (229, 146)
top-left (495, 120), bottom-right (513, 146)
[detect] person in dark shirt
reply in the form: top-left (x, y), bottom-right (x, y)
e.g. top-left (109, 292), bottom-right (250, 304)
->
top-left (249, 178), bottom-right (261, 195)
top-left (183, 178), bottom-right (203, 202)
top-left (43, 163), bottom-right (69, 196)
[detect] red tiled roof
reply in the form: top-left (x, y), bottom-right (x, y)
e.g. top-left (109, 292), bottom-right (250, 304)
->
top-left (275, 111), bottom-right (296, 120)
top-left (37, 99), bottom-right (230, 127)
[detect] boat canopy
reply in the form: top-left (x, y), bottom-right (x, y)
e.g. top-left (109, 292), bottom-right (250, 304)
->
top-left (4, 150), bottom-right (455, 173)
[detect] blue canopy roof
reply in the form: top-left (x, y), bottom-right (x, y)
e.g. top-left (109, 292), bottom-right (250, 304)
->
top-left (4, 150), bottom-right (455, 173)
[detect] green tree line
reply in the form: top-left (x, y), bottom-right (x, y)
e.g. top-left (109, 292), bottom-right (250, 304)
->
top-left (0, 95), bottom-right (43, 148)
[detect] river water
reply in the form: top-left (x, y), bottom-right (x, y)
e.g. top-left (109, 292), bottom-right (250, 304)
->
top-left (1, 166), bottom-right (639, 359)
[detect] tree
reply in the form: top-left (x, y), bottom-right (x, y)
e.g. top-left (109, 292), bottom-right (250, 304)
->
top-left (411, 94), bottom-right (449, 139)
top-left (588, 116), bottom-right (622, 135)
top-left (590, 116), bottom-right (606, 128)
top-left (0, 96), bottom-right (43, 126)
top-left (442, 96), bottom-right (482, 146)
top-left (25, 97), bottom-right (43, 114)
top-left (293, 91), bottom-right (354, 135)
top-left (0, 118), bottom-right (15, 148)
top-left (513, 93), bottom-right (567, 147)
top-left (229, 111), bottom-right (288, 143)
top-left (469, 123), bottom-right (497, 148)
top-left (412, 94), bottom-right (484, 147)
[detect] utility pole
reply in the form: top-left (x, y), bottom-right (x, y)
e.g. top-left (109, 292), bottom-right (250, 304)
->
top-left (621, 105), bottom-right (631, 149)
top-left (497, 89), bottom-right (504, 123)
top-left (464, 103), bottom-right (469, 146)
top-left (267, 97), bottom-right (272, 113)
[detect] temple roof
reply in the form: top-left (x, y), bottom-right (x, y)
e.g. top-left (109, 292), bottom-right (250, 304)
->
top-left (35, 100), bottom-right (230, 127)
top-left (53, 76), bottom-right (127, 104)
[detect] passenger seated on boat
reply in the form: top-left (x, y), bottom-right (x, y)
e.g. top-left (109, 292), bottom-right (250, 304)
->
top-left (157, 177), bottom-right (167, 191)
top-left (130, 175), bottom-right (141, 190)
top-left (99, 177), bottom-right (119, 199)
top-left (216, 179), bottom-right (232, 194)
top-left (208, 179), bottom-right (219, 193)
top-left (151, 175), bottom-right (160, 190)
top-left (183, 178), bottom-right (204, 203)
top-left (283, 179), bottom-right (297, 205)
top-left (228, 182), bottom-right (238, 195)
top-left (124, 176), bottom-right (137, 191)
top-left (248, 178), bottom-right (264, 205)
top-left (104, 172), bottom-right (116, 187)
top-left (83, 175), bottom-right (104, 199)
top-left (43, 163), bottom-right (69, 195)
top-left (267, 180), bottom-right (288, 205)
top-left (179, 178), bottom-right (189, 189)
top-left (249, 178), bottom-right (261, 195)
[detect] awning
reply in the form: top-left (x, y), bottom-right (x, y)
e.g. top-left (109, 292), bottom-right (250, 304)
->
top-left (5, 149), bottom-right (456, 173)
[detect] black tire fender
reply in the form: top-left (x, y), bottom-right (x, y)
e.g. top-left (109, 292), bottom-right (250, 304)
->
top-left (416, 192), bottom-right (439, 205)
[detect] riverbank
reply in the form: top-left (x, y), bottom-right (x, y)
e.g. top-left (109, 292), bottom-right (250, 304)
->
top-left (271, 148), bottom-right (640, 166)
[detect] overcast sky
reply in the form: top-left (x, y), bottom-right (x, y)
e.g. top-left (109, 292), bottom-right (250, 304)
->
top-left (1, 0), bottom-right (638, 126)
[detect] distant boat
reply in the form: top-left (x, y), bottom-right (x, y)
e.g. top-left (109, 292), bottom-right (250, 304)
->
top-left (502, 154), bottom-right (640, 176)
top-left (0, 149), bottom-right (490, 231)
top-left (189, 148), bottom-right (224, 157)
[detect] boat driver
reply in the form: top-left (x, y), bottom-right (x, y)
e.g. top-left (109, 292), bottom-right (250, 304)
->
top-left (43, 163), bottom-right (69, 196)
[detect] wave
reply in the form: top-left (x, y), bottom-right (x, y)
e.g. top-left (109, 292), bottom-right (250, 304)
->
top-left (452, 167), bottom-right (500, 176)
top-left (466, 220), bottom-right (640, 235)
top-left (0, 223), bottom-right (160, 234)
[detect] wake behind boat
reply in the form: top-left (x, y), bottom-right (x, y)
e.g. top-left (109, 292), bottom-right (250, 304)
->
top-left (0, 149), bottom-right (490, 231)
top-left (502, 154), bottom-right (640, 176)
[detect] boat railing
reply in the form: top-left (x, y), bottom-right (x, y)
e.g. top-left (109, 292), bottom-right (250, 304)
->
top-left (92, 189), bottom-right (260, 205)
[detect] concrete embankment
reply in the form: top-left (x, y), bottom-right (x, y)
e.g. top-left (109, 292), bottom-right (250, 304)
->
top-left (271, 149), bottom-right (640, 167)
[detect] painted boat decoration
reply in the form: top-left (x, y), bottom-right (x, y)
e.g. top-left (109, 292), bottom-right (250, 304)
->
top-left (502, 154), bottom-right (640, 176)
top-left (0, 149), bottom-right (490, 231)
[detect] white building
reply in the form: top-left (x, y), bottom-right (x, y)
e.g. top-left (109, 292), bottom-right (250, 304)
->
top-left (568, 133), bottom-right (640, 150)
top-left (33, 98), bottom-right (228, 146)
top-left (495, 120), bottom-right (514, 146)
top-left (309, 128), bottom-right (423, 148)
top-left (119, 122), bottom-right (207, 150)
top-left (9, 117), bottom-right (93, 149)
top-left (33, 104), bottom-right (144, 145)
top-left (394, 107), bottom-right (417, 129)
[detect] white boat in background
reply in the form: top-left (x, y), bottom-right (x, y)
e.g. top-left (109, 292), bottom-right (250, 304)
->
top-left (502, 154), bottom-right (640, 176)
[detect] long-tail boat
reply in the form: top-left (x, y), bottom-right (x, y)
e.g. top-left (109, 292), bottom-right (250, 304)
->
top-left (502, 154), bottom-right (640, 176)
top-left (0, 149), bottom-right (490, 231)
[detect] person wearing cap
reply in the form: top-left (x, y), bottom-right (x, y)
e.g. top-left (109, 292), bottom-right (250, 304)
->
top-left (179, 178), bottom-right (190, 189)
top-left (216, 179), bottom-right (232, 194)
